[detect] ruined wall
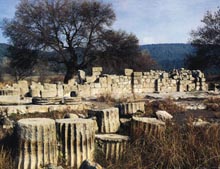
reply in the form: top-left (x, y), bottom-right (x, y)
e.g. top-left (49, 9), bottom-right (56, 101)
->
top-left (0, 67), bottom-right (208, 100)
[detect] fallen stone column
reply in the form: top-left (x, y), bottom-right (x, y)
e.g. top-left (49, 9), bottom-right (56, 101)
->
top-left (56, 118), bottom-right (95, 168)
top-left (16, 118), bottom-right (57, 169)
top-left (116, 101), bottom-right (145, 116)
top-left (131, 117), bottom-right (165, 138)
top-left (95, 134), bottom-right (129, 162)
top-left (88, 107), bottom-right (120, 133)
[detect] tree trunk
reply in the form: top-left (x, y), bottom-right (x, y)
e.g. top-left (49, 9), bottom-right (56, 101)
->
top-left (64, 65), bottom-right (76, 84)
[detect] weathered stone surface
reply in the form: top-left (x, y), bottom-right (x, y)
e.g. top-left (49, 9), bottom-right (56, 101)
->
top-left (193, 118), bottom-right (210, 127)
top-left (116, 102), bottom-right (145, 116)
top-left (16, 118), bottom-right (57, 169)
top-left (63, 97), bottom-right (82, 104)
top-left (88, 107), bottom-right (120, 133)
top-left (80, 160), bottom-right (103, 169)
top-left (56, 118), bottom-right (95, 169)
top-left (155, 110), bottom-right (173, 121)
top-left (95, 134), bottom-right (129, 161)
top-left (0, 95), bottom-right (20, 105)
top-left (78, 70), bottom-right (86, 84)
top-left (131, 117), bottom-right (165, 137)
top-left (124, 69), bottom-right (133, 76)
top-left (63, 113), bottom-right (79, 119)
top-left (32, 97), bottom-right (62, 105)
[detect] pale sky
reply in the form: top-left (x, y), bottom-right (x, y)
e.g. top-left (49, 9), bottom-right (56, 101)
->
top-left (0, 0), bottom-right (219, 44)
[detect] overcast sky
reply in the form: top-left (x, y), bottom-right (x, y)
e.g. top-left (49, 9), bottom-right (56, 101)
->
top-left (0, 0), bottom-right (219, 44)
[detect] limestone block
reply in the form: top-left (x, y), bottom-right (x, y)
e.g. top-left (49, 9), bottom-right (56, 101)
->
top-left (88, 108), bottom-right (120, 133)
top-left (56, 119), bottom-right (95, 168)
top-left (16, 118), bottom-right (57, 169)
top-left (116, 102), bottom-right (145, 116)
top-left (92, 67), bottom-right (103, 72)
top-left (95, 134), bottom-right (129, 161)
top-left (78, 70), bottom-right (86, 84)
top-left (131, 117), bottom-right (165, 137)
top-left (155, 110), bottom-right (173, 121)
top-left (124, 69), bottom-right (133, 76)
top-left (92, 67), bottom-right (102, 76)
top-left (133, 72), bottom-right (142, 77)
top-left (68, 79), bottom-right (76, 85)
top-left (86, 76), bottom-right (97, 83)
top-left (17, 80), bottom-right (29, 97)
top-left (0, 96), bottom-right (20, 105)
top-left (57, 84), bottom-right (64, 97)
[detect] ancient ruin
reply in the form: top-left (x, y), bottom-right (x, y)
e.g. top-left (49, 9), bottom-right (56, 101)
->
top-left (0, 67), bottom-right (217, 169)
top-left (16, 118), bottom-right (57, 169)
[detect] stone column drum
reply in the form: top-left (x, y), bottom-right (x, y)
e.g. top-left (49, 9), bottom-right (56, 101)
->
top-left (16, 118), bottom-right (57, 169)
top-left (116, 101), bottom-right (145, 116)
top-left (95, 134), bottom-right (129, 162)
top-left (131, 117), bottom-right (165, 138)
top-left (88, 107), bottom-right (120, 133)
top-left (56, 119), bottom-right (95, 169)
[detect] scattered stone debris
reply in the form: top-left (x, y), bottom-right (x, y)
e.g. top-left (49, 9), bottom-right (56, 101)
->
top-left (80, 160), bottom-right (103, 169)
top-left (155, 110), bottom-right (173, 121)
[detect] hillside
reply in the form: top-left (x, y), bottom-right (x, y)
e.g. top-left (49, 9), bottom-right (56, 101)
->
top-left (141, 43), bottom-right (196, 70)
top-left (0, 43), bottom-right (195, 71)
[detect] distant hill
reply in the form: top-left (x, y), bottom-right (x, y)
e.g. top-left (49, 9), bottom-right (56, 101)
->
top-left (141, 43), bottom-right (196, 71)
top-left (0, 43), bottom-right (196, 71)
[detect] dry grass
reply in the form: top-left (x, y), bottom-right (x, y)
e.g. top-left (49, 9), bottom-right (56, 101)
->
top-left (0, 147), bottom-right (14, 169)
top-left (97, 120), bottom-right (220, 169)
top-left (204, 97), bottom-right (220, 111)
top-left (144, 98), bottom-right (185, 116)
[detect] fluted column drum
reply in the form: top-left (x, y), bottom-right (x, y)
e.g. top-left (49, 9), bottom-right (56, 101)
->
top-left (56, 119), bottom-right (95, 169)
top-left (88, 107), bottom-right (120, 133)
top-left (95, 134), bottom-right (129, 162)
top-left (16, 118), bottom-right (57, 169)
top-left (131, 117), bottom-right (165, 138)
top-left (116, 101), bottom-right (145, 116)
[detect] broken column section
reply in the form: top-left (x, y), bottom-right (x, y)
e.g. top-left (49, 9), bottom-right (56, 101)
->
top-left (116, 101), bottom-right (145, 116)
top-left (95, 134), bottom-right (129, 162)
top-left (88, 107), bottom-right (120, 133)
top-left (16, 118), bottom-right (57, 169)
top-left (131, 117), bottom-right (165, 138)
top-left (56, 118), bottom-right (95, 169)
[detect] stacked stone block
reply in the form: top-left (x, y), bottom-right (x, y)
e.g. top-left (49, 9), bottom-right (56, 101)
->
top-left (16, 118), bottom-right (57, 169)
top-left (0, 67), bottom-right (208, 99)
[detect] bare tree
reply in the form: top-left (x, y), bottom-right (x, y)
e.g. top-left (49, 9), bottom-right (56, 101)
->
top-left (3, 0), bottom-right (115, 83)
top-left (93, 30), bottom-right (158, 74)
